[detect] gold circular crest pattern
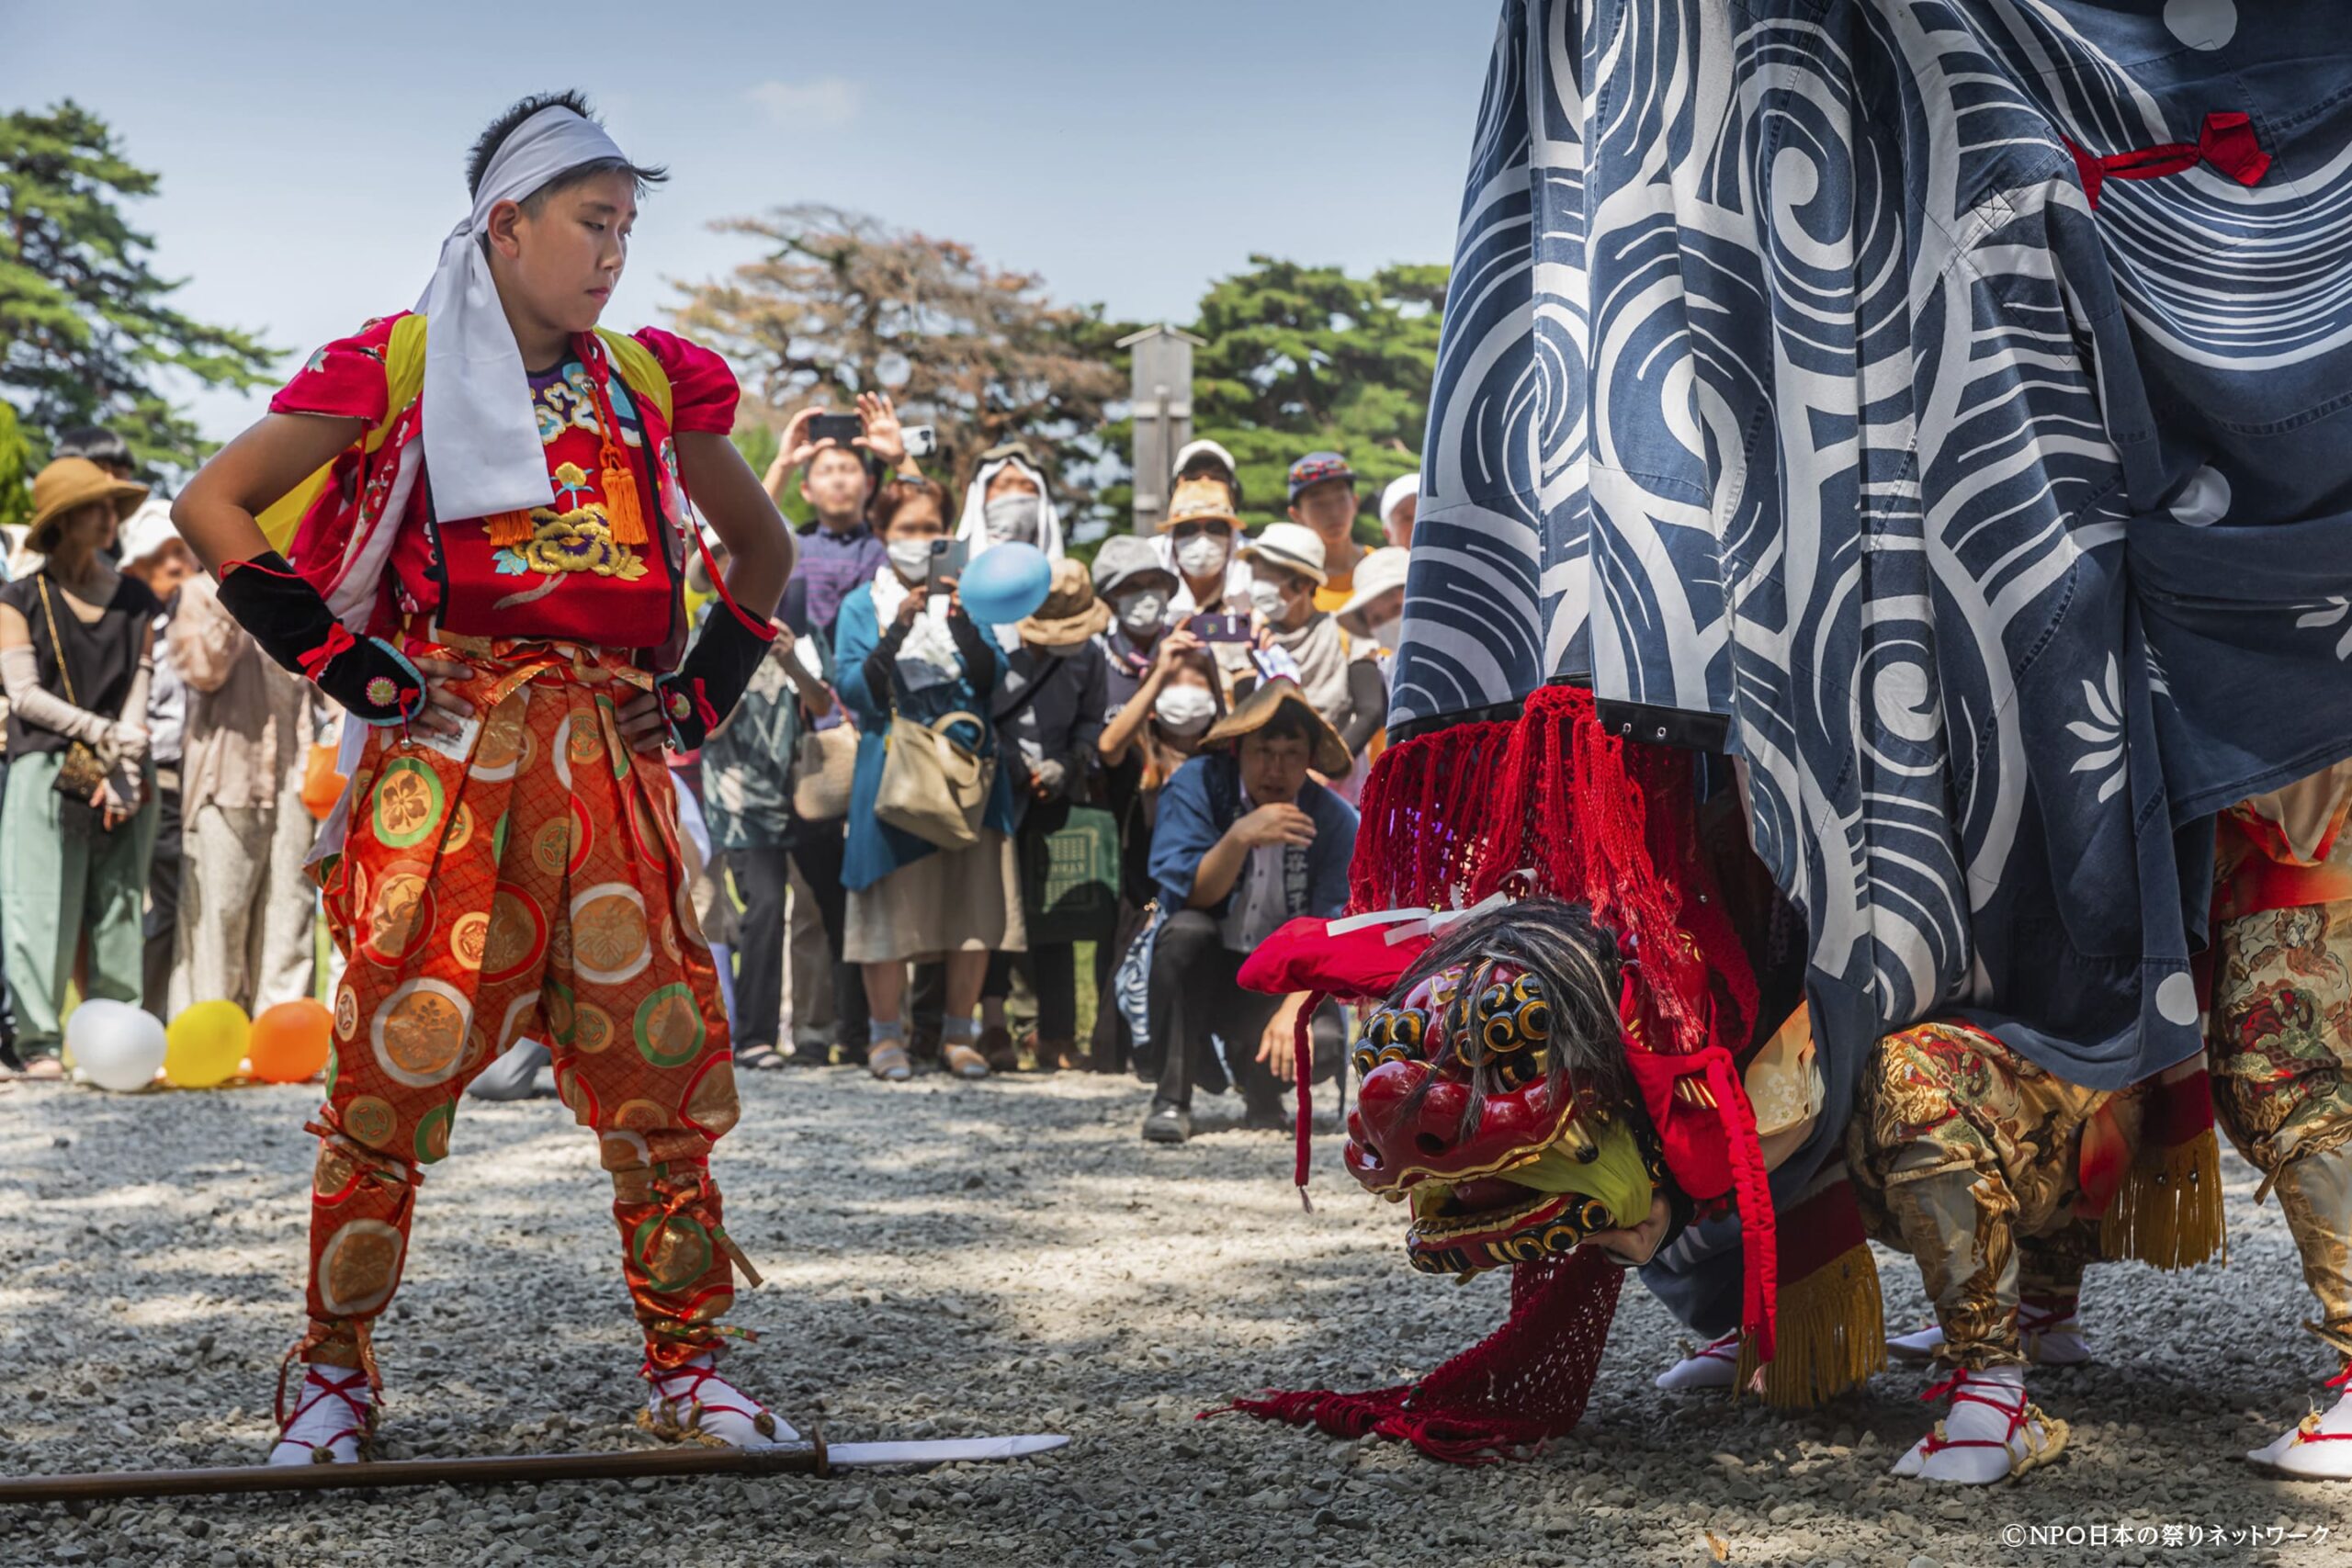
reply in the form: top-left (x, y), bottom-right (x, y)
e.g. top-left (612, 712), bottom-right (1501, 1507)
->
top-left (448, 910), bottom-right (490, 972)
top-left (318, 1219), bottom-right (404, 1316)
top-left (361, 869), bottom-right (434, 967)
top-left (571, 885), bottom-right (651, 984)
top-left (344, 1094), bottom-right (398, 1150)
top-left (482, 889), bottom-right (548, 982)
top-left (369, 978), bottom-right (473, 1089)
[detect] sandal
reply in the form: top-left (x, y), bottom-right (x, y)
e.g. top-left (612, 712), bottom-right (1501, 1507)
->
top-left (735, 1044), bottom-right (789, 1071)
top-left (642, 1354), bottom-right (797, 1448)
top-left (976, 1025), bottom-right (1020, 1074)
top-left (942, 1042), bottom-right (992, 1080)
top-left (867, 1043), bottom-right (912, 1082)
top-left (19, 1055), bottom-right (63, 1081)
top-left (270, 1363), bottom-right (377, 1466)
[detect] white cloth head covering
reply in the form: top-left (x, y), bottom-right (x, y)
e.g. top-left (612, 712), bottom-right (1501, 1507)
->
top-left (415, 106), bottom-right (630, 524)
top-left (955, 453), bottom-right (1065, 561)
top-left (955, 453), bottom-right (1064, 651)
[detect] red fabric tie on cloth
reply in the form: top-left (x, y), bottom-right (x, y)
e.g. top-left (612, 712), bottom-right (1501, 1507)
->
top-left (2066, 110), bottom-right (2271, 210)
top-left (296, 620), bottom-right (357, 682)
top-left (688, 677), bottom-right (721, 731)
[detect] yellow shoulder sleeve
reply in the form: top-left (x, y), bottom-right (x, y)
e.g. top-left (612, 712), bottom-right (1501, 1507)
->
top-left (597, 328), bottom-right (674, 427)
top-left (254, 314), bottom-right (430, 554)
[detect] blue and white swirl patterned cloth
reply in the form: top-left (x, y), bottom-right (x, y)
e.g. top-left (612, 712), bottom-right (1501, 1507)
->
top-left (1403, 0), bottom-right (2352, 1112)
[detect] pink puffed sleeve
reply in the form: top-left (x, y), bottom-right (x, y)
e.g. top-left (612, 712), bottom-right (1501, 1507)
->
top-left (268, 312), bottom-right (401, 423)
top-left (632, 327), bottom-right (741, 434)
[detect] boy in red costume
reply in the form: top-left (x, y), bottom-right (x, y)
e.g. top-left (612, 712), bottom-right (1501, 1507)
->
top-left (173, 92), bottom-right (796, 1464)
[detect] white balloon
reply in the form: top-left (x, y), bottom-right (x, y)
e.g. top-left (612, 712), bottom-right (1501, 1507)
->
top-left (66, 998), bottom-right (167, 1092)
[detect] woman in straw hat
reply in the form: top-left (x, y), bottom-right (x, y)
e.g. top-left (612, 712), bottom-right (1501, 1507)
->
top-left (0, 457), bottom-right (163, 1076)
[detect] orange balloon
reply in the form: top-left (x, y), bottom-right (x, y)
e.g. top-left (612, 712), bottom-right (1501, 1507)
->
top-left (248, 998), bottom-right (334, 1084)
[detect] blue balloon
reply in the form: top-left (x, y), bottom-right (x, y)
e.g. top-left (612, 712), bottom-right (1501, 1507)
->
top-left (957, 541), bottom-right (1053, 626)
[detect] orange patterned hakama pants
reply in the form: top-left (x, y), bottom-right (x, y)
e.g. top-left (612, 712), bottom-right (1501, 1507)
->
top-left (303, 639), bottom-right (744, 1379)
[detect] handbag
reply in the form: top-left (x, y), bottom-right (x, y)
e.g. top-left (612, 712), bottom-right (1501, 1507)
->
top-left (791, 723), bottom-right (857, 821)
top-left (35, 575), bottom-right (116, 838)
top-left (1021, 804), bottom-right (1122, 945)
top-left (875, 705), bottom-right (995, 850)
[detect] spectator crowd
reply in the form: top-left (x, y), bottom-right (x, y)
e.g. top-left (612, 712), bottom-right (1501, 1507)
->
top-left (1, 405), bottom-right (1419, 1144)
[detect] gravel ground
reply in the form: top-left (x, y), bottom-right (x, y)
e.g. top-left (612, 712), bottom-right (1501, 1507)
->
top-left (3, 1065), bottom-right (2349, 1568)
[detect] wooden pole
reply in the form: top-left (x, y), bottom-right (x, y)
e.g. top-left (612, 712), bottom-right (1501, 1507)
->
top-left (0, 1435), bottom-right (830, 1505)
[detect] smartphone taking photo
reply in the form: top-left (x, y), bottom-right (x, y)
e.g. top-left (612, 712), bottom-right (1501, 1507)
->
top-left (808, 412), bottom-right (862, 447)
top-left (1190, 612), bottom-right (1251, 644)
top-left (924, 538), bottom-right (969, 593)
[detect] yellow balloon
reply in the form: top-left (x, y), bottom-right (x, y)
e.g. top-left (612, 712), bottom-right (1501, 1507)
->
top-left (164, 999), bottom-right (252, 1089)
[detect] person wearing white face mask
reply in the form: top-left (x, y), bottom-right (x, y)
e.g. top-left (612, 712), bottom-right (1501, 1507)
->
top-left (1154, 478), bottom-right (1254, 689)
top-left (834, 479), bottom-right (1024, 1085)
top-left (1091, 536), bottom-right (1178, 705)
top-left (1236, 525), bottom-right (1392, 805)
top-left (955, 444), bottom-right (1066, 559)
top-left (1094, 616), bottom-right (1227, 1073)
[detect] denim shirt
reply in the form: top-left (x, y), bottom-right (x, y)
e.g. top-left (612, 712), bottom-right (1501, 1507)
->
top-left (1148, 750), bottom-right (1357, 945)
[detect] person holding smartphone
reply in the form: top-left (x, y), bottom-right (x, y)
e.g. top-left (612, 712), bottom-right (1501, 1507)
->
top-left (760, 391), bottom-right (922, 641)
top-left (832, 477), bottom-right (1023, 1082)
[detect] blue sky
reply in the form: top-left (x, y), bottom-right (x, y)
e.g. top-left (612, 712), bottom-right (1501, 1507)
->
top-left (11, 0), bottom-right (1500, 441)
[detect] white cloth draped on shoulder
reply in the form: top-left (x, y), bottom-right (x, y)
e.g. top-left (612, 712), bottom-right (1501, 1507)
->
top-left (413, 105), bottom-right (631, 525)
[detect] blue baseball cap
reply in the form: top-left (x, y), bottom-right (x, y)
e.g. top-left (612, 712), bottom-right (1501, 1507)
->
top-left (1286, 451), bottom-right (1357, 504)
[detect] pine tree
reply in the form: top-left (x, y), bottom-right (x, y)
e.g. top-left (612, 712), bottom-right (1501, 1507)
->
top-left (1186, 257), bottom-right (1445, 538)
top-left (0, 100), bottom-right (276, 479)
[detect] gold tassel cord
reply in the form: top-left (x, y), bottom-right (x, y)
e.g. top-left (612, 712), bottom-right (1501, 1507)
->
top-left (485, 510), bottom-right (536, 548)
top-left (1732, 1242), bottom-right (1888, 1410)
top-left (2099, 1126), bottom-right (2227, 1271)
top-left (601, 468), bottom-right (650, 547)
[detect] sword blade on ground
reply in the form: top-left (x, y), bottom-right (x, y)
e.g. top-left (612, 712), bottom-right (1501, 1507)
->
top-left (0, 1434), bottom-right (1069, 1505)
top-left (827, 1435), bottom-right (1069, 1467)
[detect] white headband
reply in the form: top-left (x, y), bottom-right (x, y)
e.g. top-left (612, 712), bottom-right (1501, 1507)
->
top-left (414, 106), bottom-right (631, 524)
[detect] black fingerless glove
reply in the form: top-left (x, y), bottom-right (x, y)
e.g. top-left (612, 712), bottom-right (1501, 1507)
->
top-left (215, 552), bottom-right (427, 727)
top-left (654, 600), bottom-right (778, 750)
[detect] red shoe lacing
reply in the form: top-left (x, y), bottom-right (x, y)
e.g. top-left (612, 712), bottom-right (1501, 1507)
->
top-left (274, 1366), bottom-right (373, 1456)
top-left (1917, 1370), bottom-right (2032, 1459)
top-left (1694, 1331), bottom-right (1738, 1363)
top-left (642, 1358), bottom-right (775, 1436)
top-left (2290, 1362), bottom-right (2352, 1446)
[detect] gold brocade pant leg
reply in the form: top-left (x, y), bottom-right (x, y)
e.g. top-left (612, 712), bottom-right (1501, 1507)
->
top-left (2018, 1219), bottom-right (2100, 1318)
top-left (2210, 898), bottom-right (2352, 1358)
top-left (1849, 1022), bottom-right (2114, 1372)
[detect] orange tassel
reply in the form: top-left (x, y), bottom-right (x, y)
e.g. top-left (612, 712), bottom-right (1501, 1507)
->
top-left (486, 510), bottom-right (535, 547)
top-left (602, 465), bottom-right (648, 547)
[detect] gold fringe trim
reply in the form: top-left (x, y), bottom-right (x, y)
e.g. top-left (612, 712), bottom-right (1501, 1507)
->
top-left (486, 510), bottom-right (536, 548)
top-left (2099, 1126), bottom-right (2226, 1270)
top-left (1733, 1240), bottom-right (1887, 1409)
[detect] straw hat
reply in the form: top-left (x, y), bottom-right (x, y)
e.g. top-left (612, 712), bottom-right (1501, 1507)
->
top-left (1238, 522), bottom-right (1328, 587)
top-left (1014, 558), bottom-right (1113, 648)
top-left (1200, 680), bottom-right (1350, 778)
top-left (1159, 476), bottom-right (1243, 534)
top-left (1336, 547), bottom-right (1409, 637)
top-left (27, 457), bottom-right (148, 555)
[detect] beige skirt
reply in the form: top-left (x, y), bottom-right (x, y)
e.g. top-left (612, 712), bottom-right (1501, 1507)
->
top-left (843, 829), bottom-right (1027, 964)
